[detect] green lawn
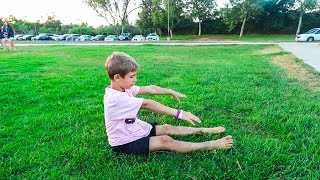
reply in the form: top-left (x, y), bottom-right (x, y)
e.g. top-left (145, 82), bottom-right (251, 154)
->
top-left (1, 45), bottom-right (319, 179)
top-left (163, 34), bottom-right (295, 42)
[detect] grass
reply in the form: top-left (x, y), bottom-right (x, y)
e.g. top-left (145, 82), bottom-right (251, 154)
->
top-left (164, 34), bottom-right (295, 42)
top-left (1, 45), bottom-right (319, 179)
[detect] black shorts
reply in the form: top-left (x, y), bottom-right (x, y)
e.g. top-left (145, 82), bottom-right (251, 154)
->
top-left (111, 122), bottom-right (157, 155)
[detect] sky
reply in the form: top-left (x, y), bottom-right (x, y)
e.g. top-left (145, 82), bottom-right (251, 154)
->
top-left (0, 0), bottom-right (226, 27)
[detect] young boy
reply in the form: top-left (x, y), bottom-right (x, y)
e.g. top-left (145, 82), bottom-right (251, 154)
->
top-left (104, 52), bottom-right (233, 154)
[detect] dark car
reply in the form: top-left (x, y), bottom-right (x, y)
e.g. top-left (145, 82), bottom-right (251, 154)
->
top-left (31, 34), bottom-right (52, 41)
top-left (91, 35), bottom-right (105, 41)
top-left (118, 33), bottom-right (133, 40)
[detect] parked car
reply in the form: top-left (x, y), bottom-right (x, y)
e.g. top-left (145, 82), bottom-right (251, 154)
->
top-left (79, 35), bottom-right (92, 41)
top-left (31, 34), bottom-right (52, 41)
top-left (18, 35), bottom-right (34, 41)
top-left (146, 33), bottom-right (160, 41)
top-left (14, 34), bottom-right (24, 41)
top-left (295, 28), bottom-right (320, 42)
top-left (66, 34), bottom-right (80, 41)
top-left (50, 34), bottom-right (60, 41)
top-left (56, 34), bottom-right (69, 41)
top-left (91, 35), bottom-right (105, 41)
top-left (104, 35), bottom-right (118, 41)
top-left (118, 33), bottom-right (133, 40)
top-left (132, 35), bottom-right (145, 41)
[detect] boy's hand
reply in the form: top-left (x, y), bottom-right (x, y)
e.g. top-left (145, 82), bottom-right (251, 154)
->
top-left (171, 91), bottom-right (186, 103)
top-left (182, 111), bottom-right (201, 126)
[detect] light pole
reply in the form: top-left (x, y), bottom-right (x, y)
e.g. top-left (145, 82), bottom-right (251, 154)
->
top-left (167, 0), bottom-right (170, 40)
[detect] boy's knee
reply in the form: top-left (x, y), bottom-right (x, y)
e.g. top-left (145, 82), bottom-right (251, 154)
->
top-left (162, 124), bottom-right (173, 134)
top-left (159, 135), bottom-right (174, 147)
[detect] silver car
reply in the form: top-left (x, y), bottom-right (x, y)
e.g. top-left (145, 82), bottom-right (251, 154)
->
top-left (79, 35), bottom-right (92, 41)
top-left (104, 35), bottom-right (118, 41)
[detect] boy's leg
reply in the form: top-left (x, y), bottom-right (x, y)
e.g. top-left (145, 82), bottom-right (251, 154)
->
top-left (3, 39), bottom-right (7, 49)
top-left (8, 39), bottom-right (14, 50)
top-left (156, 124), bottom-right (225, 136)
top-left (149, 135), bottom-right (233, 153)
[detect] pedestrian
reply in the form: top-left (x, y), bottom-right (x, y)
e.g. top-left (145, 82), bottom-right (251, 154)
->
top-left (1, 21), bottom-right (15, 50)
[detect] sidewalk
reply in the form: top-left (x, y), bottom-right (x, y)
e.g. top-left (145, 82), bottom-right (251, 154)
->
top-left (278, 42), bottom-right (320, 72)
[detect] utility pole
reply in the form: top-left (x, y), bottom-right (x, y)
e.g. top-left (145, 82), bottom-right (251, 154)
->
top-left (167, 0), bottom-right (170, 40)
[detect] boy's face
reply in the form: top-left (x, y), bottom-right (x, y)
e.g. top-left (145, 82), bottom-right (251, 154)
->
top-left (117, 71), bottom-right (137, 90)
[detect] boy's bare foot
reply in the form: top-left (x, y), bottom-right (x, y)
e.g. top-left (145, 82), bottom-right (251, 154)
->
top-left (206, 135), bottom-right (233, 150)
top-left (202, 126), bottom-right (225, 134)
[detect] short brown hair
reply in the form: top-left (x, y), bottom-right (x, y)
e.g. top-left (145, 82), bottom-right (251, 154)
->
top-left (105, 52), bottom-right (139, 80)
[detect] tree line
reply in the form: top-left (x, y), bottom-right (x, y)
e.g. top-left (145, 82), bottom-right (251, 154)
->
top-left (2, 0), bottom-right (320, 37)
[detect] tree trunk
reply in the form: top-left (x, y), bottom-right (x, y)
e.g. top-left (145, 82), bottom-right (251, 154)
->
top-left (198, 20), bottom-right (201, 36)
top-left (121, 25), bottom-right (124, 33)
top-left (239, 14), bottom-right (247, 37)
top-left (296, 10), bottom-right (303, 36)
top-left (170, 29), bottom-right (173, 38)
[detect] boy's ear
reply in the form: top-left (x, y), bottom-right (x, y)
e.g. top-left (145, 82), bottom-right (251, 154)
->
top-left (113, 74), bottom-right (121, 81)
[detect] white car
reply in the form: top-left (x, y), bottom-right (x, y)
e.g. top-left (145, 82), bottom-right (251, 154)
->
top-left (104, 35), bottom-right (118, 41)
top-left (132, 35), bottom-right (145, 41)
top-left (295, 28), bottom-right (320, 42)
top-left (79, 35), bottom-right (92, 41)
top-left (146, 33), bottom-right (160, 41)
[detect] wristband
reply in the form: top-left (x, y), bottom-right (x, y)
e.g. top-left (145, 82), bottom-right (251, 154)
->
top-left (175, 110), bottom-right (183, 120)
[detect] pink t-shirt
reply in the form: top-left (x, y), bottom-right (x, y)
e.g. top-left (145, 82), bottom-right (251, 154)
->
top-left (104, 85), bottom-right (152, 146)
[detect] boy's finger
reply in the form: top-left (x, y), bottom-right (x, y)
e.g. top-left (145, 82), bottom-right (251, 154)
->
top-left (193, 118), bottom-right (201, 123)
top-left (180, 94), bottom-right (187, 98)
top-left (188, 119), bottom-right (195, 126)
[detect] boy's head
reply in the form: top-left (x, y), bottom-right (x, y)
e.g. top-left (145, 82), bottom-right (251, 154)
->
top-left (105, 52), bottom-right (139, 80)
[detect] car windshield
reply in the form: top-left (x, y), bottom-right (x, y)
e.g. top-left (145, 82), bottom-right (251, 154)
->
top-left (148, 33), bottom-right (157, 36)
top-left (107, 35), bottom-right (115, 38)
top-left (304, 29), bottom-right (318, 34)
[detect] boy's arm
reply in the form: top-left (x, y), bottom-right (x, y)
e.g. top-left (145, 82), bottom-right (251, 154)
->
top-left (138, 85), bottom-right (186, 103)
top-left (141, 99), bottom-right (201, 126)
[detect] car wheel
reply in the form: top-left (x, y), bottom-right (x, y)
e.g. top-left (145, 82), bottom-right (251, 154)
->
top-left (307, 37), bottom-right (314, 42)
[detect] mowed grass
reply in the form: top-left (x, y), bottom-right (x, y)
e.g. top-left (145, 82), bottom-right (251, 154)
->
top-left (1, 45), bottom-right (319, 179)
top-left (165, 34), bottom-right (295, 42)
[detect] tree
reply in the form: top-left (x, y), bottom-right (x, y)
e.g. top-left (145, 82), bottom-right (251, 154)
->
top-left (136, 0), bottom-right (166, 35)
top-left (255, 0), bottom-right (295, 34)
top-left (163, 0), bottom-right (184, 37)
top-left (294, 0), bottom-right (320, 35)
top-left (184, 0), bottom-right (217, 36)
top-left (44, 15), bottom-right (62, 34)
top-left (84, 0), bottom-right (140, 34)
top-left (68, 25), bottom-right (95, 35)
top-left (222, 0), bottom-right (263, 37)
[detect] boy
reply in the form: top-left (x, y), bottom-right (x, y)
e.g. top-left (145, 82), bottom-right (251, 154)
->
top-left (104, 52), bottom-right (233, 154)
